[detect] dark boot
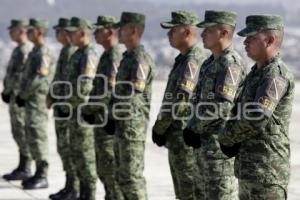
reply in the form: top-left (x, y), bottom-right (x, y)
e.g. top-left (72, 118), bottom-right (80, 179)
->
top-left (23, 160), bottom-right (48, 190)
top-left (60, 174), bottom-right (79, 200)
top-left (50, 173), bottom-right (79, 200)
top-left (2, 154), bottom-right (32, 181)
top-left (49, 174), bottom-right (69, 200)
top-left (77, 184), bottom-right (95, 200)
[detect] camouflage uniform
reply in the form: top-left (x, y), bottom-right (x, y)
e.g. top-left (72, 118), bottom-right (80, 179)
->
top-left (18, 18), bottom-right (55, 185)
top-left (184, 11), bottom-right (246, 200)
top-left (47, 18), bottom-right (79, 199)
top-left (219, 15), bottom-right (295, 200)
top-left (85, 16), bottom-right (123, 200)
top-left (113, 12), bottom-right (156, 200)
top-left (1, 19), bottom-right (33, 180)
top-left (62, 17), bottom-right (98, 200)
top-left (153, 11), bottom-right (206, 200)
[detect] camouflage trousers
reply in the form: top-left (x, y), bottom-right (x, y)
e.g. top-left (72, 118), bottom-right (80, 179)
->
top-left (9, 95), bottom-right (31, 159)
top-left (94, 127), bottom-right (123, 200)
top-left (114, 137), bottom-right (147, 200)
top-left (25, 94), bottom-right (48, 163)
top-left (69, 115), bottom-right (97, 200)
top-left (194, 148), bottom-right (238, 200)
top-left (54, 111), bottom-right (79, 190)
top-left (239, 180), bottom-right (287, 200)
top-left (166, 127), bottom-right (196, 200)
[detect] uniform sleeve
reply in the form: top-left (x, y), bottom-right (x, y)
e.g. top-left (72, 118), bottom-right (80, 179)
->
top-left (2, 55), bottom-right (15, 95)
top-left (189, 62), bottom-right (244, 136)
top-left (68, 50), bottom-right (98, 108)
top-left (130, 60), bottom-right (150, 93)
top-left (153, 59), bottom-right (200, 135)
top-left (218, 75), bottom-right (288, 146)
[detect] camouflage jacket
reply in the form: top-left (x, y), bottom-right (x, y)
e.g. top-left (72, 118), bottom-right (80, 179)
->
top-left (87, 45), bottom-right (122, 114)
top-left (113, 45), bottom-right (156, 139)
top-left (19, 44), bottom-right (55, 99)
top-left (153, 45), bottom-right (205, 135)
top-left (64, 43), bottom-right (99, 110)
top-left (188, 46), bottom-right (246, 159)
top-left (2, 42), bottom-right (32, 96)
top-left (47, 44), bottom-right (77, 103)
top-left (218, 55), bottom-right (294, 186)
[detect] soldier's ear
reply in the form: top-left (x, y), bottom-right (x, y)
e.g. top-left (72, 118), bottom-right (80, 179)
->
top-left (266, 34), bottom-right (275, 47)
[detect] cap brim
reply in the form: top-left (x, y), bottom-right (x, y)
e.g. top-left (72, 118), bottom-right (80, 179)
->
top-left (64, 26), bottom-right (79, 32)
top-left (237, 27), bottom-right (258, 37)
top-left (26, 25), bottom-right (35, 30)
top-left (197, 21), bottom-right (218, 28)
top-left (160, 21), bottom-right (179, 29)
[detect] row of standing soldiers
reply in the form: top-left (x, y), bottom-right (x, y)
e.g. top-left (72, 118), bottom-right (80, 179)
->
top-left (1, 9), bottom-right (295, 200)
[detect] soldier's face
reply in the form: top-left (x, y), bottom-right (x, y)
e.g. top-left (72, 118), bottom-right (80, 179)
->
top-left (167, 26), bottom-right (186, 49)
top-left (70, 29), bottom-right (82, 46)
top-left (94, 28), bottom-right (109, 45)
top-left (9, 28), bottom-right (18, 41)
top-left (119, 24), bottom-right (133, 44)
top-left (27, 28), bottom-right (39, 42)
top-left (56, 29), bottom-right (70, 44)
top-left (244, 33), bottom-right (267, 61)
top-left (201, 26), bottom-right (221, 49)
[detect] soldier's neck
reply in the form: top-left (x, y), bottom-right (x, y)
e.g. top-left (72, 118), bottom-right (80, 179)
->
top-left (256, 50), bottom-right (279, 69)
top-left (78, 40), bottom-right (90, 49)
top-left (212, 41), bottom-right (231, 60)
top-left (102, 39), bottom-right (118, 51)
top-left (179, 42), bottom-right (196, 55)
top-left (125, 39), bottom-right (141, 52)
top-left (33, 38), bottom-right (45, 47)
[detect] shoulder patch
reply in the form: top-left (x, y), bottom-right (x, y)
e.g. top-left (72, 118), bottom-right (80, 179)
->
top-left (254, 76), bottom-right (288, 117)
top-left (178, 59), bottom-right (200, 94)
top-left (83, 53), bottom-right (97, 78)
top-left (215, 64), bottom-right (242, 102)
top-left (38, 55), bottom-right (51, 76)
top-left (131, 63), bottom-right (150, 92)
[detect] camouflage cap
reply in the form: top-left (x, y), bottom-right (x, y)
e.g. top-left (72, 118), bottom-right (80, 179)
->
top-left (160, 10), bottom-right (200, 29)
top-left (64, 17), bottom-right (93, 32)
top-left (237, 15), bottom-right (284, 37)
top-left (118, 12), bottom-right (146, 26)
top-left (93, 15), bottom-right (119, 29)
top-left (197, 10), bottom-right (237, 28)
top-left (53, 18), bottom-right (71, 30)
top-left (27, 18), bottom-right (48, 29)
top-left (7, 19), bottom-right (29, 30)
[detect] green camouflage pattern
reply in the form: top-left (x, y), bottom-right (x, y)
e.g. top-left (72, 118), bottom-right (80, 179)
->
top-left (160, 10), bottom-right (200, 28)
top-left (2, 42), bottom-right (32, 159)
top-left (218, 55), bottom-right (294, 189)
top-left (188, 46), bottom-right (246, 200)
top-left (27, 18), bottom-right (48, 29)
top-left (64, 43), bottom-right (99, 200)
top-left (7, 19), bottom-right (29, 29)
top-left (93, 15), bottom-right (119, 29)
top-left (239, 179), bottom-right (287, 200)
top-left (113, 44), bottom-right (156, 199)
top-left (238, 15), bottom-right (284, 37)
top-left (88, 45), bottom-right (123, 200)
top-left (198, 10), bottom-right (237, 28)
top-left (65, 17), bottom-right (93, 32)
top-left (19, 44), bottom-right (54, 164)
top-left (119, 12), bottom-right (146, 26)
top-left (48, 44), bottom-right (78, 190)
top-left (153, 45), bottom-right (205, 199)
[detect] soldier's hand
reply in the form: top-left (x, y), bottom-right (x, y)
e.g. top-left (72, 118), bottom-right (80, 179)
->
top-left (152, 129), bottom-right (166, 147)
top-left (219, 142), bottom-right (241, 158)
top-left (104, 120), bottom-right (115, 135)
top-left (82, 113), bottom-right (96, 124)
top-left (1, 92), bottom-right (10, 104)
top-left (16, 95), bottom-right (25, 107)
top-left (183, 128), bottom-right (201, 148)
top-left (57, 108), bottom-right (69, 118)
